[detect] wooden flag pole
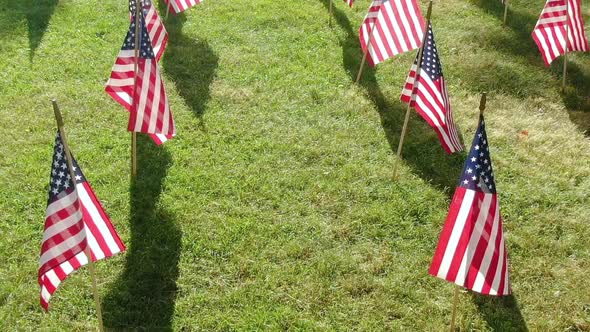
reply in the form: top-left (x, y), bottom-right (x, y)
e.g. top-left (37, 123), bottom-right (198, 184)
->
top-left (165, 1), bottom-right (171, 20)
top-left (355, 4), bottom-right (380, 84)
top-left (479, 92), bottom-right (487, 116)
top-left (392, 0), bottom-right (433, 180)
top-left (392, 102), bottom-right (413, 179)
top-left (449, 285), bottom-right (459, 332)
top-left (562, 0), bottom-right (570, 91)
top-left (131, 0), bottom-right (142, 178)
top-left (52, 100), bottom-right (105, 332)
top-left (503, 0), bottom-right (509, 25)
top-left (329, 0), bottom-right (334, 27)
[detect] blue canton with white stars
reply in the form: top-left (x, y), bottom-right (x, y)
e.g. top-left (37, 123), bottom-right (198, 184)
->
top-left (48, 132), bottom-right (86, 203)
top-left (129, 0), bottom-right (152, 15)
top-left (459, 116), bottom-right (496, 193)
top-left (122, 4), bottom-right (155, 60)
top-left (414, 24), bottom-right (443, 80)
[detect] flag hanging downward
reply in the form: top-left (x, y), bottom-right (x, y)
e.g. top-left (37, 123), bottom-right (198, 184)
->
top-left (39, 132), bottom-right (125, 310)
top-left (359, 0), bottom-right (426, 67)
top-left (108, 0), bottom-right (172, 145)
top-left (343, 0), bottom-right (354, 8)
top-left (429, 115), bottom-right (510, 296)
top-left (165, 0), bottom-right (203, 14)
top-left (105, 5), bottom-right (176, 142)
top-left (532, 0), bottom-right (589, 66)
top-left (400, 24), bottom-right (463, 154)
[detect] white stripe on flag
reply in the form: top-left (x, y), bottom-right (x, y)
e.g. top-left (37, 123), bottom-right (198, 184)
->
top-left (471, 202), bottom-right (501, 293)
top-left (436, 189), bottom-right (476, 279)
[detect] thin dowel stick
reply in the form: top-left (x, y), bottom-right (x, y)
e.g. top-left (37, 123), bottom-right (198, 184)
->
top-left (503, 0), bottom-right (509, 25)
top-left (392, 103), bottom-right (412, 179)
top-left (392, 1), bottom-right (433, 179)
top-left (479, 92), bottom-right (487, 116)
top-left (355, 7), bottom-right (379, 84)
top-left (131, 0), bottom-right (141, 178)
top-left (131, 132), bottom-right (137, 176)
top-left (52, 100), bottom-right (105, 332)
top-left (562, 0), bottom-right (570, 90)
top-left (329, 0), bottom-right (333, 27)
top-left (449, 285), bottom-right (459, 332)
top-left (165, 1), bottom-right (171, 20)
top-left (85, 246), bottom-right (105, 332)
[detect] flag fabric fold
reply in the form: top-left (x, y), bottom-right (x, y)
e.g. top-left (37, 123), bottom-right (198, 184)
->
top-left (138, 0), bottom-right (168, 62)
top-left (343, 0), bottom-right (354, 8)
top-left (429, 115), bottom-right (510, 296)
top-left (39, 132), bottom-right (126, 310)
top-left (105, 2), bottom-right (176, 141)
top-left (532, 0), bottom-right (589, 66)
top-left (165, 0), bottom-right (203, 14)
top-left (359, 0), bottom-right (426, 67)
top-left (400, 24), bottom-right (463, 154)
top-left (106, 0), bottom-right (174, 145)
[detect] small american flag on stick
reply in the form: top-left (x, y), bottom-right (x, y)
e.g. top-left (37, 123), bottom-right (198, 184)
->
top-left (39, 132), bottom-right (125, 310)
top-left (165, 0), bottom-right (203, 15)
top-left (105, 4), bottom-right (176, 141)
top-left (359, 0), bottom-right (426, 67)
top-left (532, 0), bottom-right (589, 66)
top-left (400, 24), bottom-right (463, 154)
top-left (343, 0), bottom-right (354, 7)
top-left (429, 114), bottom-right (510, 296)
top-left (107, 0), bottom-right (172, 145)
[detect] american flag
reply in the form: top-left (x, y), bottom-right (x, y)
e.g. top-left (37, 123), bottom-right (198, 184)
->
top-left (165, 0), bottom-right (203, 14)
top-left (39, 132), bottom-right (126, 310)
top-left (107, 0), bottom-right (172, 145)
top-left (359, 0), bottom-right (426, 67)
top-left (429, 115), bottom-right (510, 296)
top-left (532, 0), bottom-right (589, 66)
top-left (105, 6), bottom-right (176, 141)
top-left (400, 24), bottom-right (463, 154)
top-left (343, 0), bottom-right (354, 8)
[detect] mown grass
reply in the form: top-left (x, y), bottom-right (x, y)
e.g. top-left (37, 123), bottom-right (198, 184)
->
top-left (0, 0), bottom-right (589, 330)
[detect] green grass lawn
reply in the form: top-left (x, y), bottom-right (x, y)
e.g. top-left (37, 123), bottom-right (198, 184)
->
top-left (1, 0), bottom-right (589, 330)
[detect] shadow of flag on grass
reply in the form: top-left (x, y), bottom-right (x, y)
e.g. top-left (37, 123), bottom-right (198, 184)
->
top-left (0, 0), bottom-right (58, 60)
top-left (26, 0), bottom-right (58, 60)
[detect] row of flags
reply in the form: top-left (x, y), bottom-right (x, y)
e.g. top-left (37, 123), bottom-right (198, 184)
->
top-left (39, 0), bottom-right (204, 310)
top-left (358, 0), bottom-right (509, 295)
top-left (40, 0), bottom-right (589, 312)
top-left (350, 0), bottom-right (585, 295)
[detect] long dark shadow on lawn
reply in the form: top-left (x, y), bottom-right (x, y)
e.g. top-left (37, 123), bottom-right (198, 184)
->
top-left (472, 293), bottom-right (529, 331)
top-left (0, 0), bottom-right (58, 61)
top-left (103, 135), bottom-right (181, 330)
top-left (319, 0), bottom-right (464, 192)
top-left (471, 0), bottom-right (590, 135)
top-left (162, 6), bottom-right (218, 129)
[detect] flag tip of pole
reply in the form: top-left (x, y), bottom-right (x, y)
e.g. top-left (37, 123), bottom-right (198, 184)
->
top-left (426, 0), bottom-right (433, 20)
top-left (51, 99), bottom-right (64, 127)
top-left (479, 92), bottom-right (487, 114)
